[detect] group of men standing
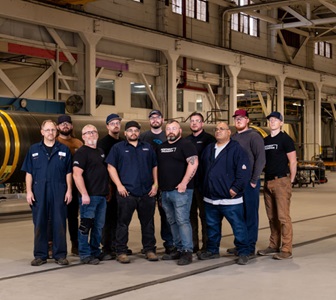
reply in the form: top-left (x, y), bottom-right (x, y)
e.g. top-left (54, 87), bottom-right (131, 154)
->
top-left (22, 108), bottom-right (296, 267)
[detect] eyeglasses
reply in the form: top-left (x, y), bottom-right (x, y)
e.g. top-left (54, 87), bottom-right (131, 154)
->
top-left (58, 122), bottom-right (71, 126)
top-left (190, 119), bottom-right (202, 123)
top-left (108, 121), bottom-right (121, 126)
top-left (43, 129), bottom-right (57, 133)
top-left (83, 130), bottom-right (98, 136)
top-left (149, 116), bottom-right (162, 120)
top-left (126, 129), bottom-right (140, 133)
top-left (214, 127), bottom-right (229, 132)
top-left (234, 117), bottom-right (247, 122)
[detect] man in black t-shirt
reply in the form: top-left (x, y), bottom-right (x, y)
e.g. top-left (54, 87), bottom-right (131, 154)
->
top-left (157, 120), bottom-right (198, 266)
top-left (186, 112), bottom-right (216, 253)
top-left (140, 110), bottom-right (174, 255)
top-left (257, 112), bottom-right (297, 260)
top-left (73, 124), bottom-right (109, 265)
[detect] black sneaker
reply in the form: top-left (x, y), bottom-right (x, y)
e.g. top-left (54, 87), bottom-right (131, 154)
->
top-left (126, 249), bottom-right (133, 255)
top-left (177, 251), bottom-right (192, 265)
top-left (237, 255), bottom-right (249, 265)
top-left (31, 258), bottom-right (47, 266)
top-left (97, 252), bottom-right (114, 261)
top-left (161, 250), bottom-right (181, 260)
top-left (197, 251), bottom-right (220, 260)
top-left (165, 246), bottom-right (176, 255)
top-left (55, 257), bottom-right (69, 265)
top-left (226, 247), bottom-right (238, 255)
top-left (80, 256), bottom-right (100, 265)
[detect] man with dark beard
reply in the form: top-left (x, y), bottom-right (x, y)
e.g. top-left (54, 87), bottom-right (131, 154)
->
top-left (186, 112), bottom-right (215, 253)
top-left (140, 110), bottom-right (174, 255)
top-left (157, 120), bottom-right (198, 265)
top-left (56, 115), bottom-right (83, 256)
top-left (106, 121), bottom-right (158, 264)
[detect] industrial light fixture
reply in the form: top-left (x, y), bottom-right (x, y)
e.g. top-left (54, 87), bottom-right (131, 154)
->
top-left (237, 93), bottom-right (245, 97)
top-left (117, 71), bottom-right (123, 78)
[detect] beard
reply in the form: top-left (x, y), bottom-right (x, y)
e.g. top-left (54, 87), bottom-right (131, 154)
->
top-left (59, 129), bottom-right (73, 136)
top-left (127, 134), bottom-right (138, 142)
top-left (87, 139), bottom-right (97, 146)
top-left (167, 132), bottom-right (181, 142)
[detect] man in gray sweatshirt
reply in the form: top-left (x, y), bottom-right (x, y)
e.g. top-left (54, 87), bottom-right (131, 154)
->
top-left (228, 109), bottom-right (266, 257)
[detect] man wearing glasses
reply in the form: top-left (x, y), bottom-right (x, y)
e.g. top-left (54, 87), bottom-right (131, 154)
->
top-left (198, 122), bottom-right (251, 265)
top-left (140, 110), bottom-right (174, 255)
top-left (97, 113), bottom-right (126, 261)
top-left (56, 115), bottom-right (83, 256)
top-left (227, 109), bottom-right (265, 258)
top-left (106, 121), bottom-right (158, 264)
top-left (22, 120), bottom-right (73, 266)
top-left (73, 124), bottom-right (109, 265)
top-left (186, 112), bottom-right (215, 254)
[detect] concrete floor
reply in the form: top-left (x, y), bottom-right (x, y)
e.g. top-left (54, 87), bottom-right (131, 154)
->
top-left (0, 171), bottom-right (335, 300)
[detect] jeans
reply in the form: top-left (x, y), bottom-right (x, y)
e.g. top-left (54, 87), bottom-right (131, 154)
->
top-left (233, 179), bottom-right (261, 254)
top-left (102, 193), bottom-right (118, 253)
top-left (116, 194), bottom-right (156, 254)
top-left (263, 176), bottom-right (293, 253)
top-left (161, 189), bottom-right (193, 252)
top-left (190, 187), bottom-right (207, 250)
top-left (205, 202), bottom-right (249, 256)
top-left (78, 196), bottom-right (107, 259)
top-left (157, 192), bottom-right (174, 249)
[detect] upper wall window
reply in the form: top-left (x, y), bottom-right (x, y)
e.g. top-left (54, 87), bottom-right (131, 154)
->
top-left (231, 0), bottom-right (259, 37)
top-left (96, 78), bottom-right (115, 106)
top-left (315, 42), bottom-right (332, 58)
top-left (172, 0), bottom-right (208, 22)
top-left (131, 82), bottom-right (153, 109)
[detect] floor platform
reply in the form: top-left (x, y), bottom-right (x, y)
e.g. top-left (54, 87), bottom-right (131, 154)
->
top-left (0, 172), bottom-right (336, 300)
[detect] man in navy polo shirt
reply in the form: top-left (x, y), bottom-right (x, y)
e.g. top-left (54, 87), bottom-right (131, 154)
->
top-left (106, 121), bottom-right (158, 264)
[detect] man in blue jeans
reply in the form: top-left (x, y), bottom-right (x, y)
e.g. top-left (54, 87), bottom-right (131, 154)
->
top-left (228, 109), bottom-right (265, 257)
top-left (73, 124), bottom-right (109, 265)
top-left (199, 122), bottom-right (251, 265)
top-left (157, 120), bottom-right (198, 265)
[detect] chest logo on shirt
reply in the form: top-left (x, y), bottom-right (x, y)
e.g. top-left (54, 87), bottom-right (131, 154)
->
top-left (242, 164), bottom-right (247, 170)
top-left (161, 147), bottom-right (176, 153)
top-left (32, 152), bottom-right (39, 158)
top-left (265, 144), bottom-right (278, 150)
top-left (58, 151), bottom-right (66, 157)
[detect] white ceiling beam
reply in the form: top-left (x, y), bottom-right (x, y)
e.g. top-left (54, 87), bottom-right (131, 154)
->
top-left (277, 30), bottom-right (293, 63)
top-left (0, 69), bottom-right (20, 97)
top-left (270, 17), bottom-right (336, 29)
top-left (281, 6), bottom-right (313, 25)
top-left (319, 0), bottom-right (336, 14)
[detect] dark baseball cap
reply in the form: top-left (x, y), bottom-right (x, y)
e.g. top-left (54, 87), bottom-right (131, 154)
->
top-left (266, 111), bottom-right (283, 121)
top-left (125, 120), bottom-right (141, 131)
top-left (106, 113), bottom-right (122, 124)
top-left (57, 115), bottom-right (72, 124)
top-left (148, 110), bottom-right (162, 118)
top-left (232, 109), bottom-right (249, 118)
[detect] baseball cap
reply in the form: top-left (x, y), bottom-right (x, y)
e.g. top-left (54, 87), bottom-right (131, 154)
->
top-left (148, 110), bottom-right (162, 118)
top-left (232, 109), bottom-right (249, 118)
top-left (106, 113), bottom-right (122, 124)
top-left (57, 115), bottom-right (72, 124)
top-left (266, 111), bottom-right (283, 121)
top-left (125, 120), bottom-right (141, 131)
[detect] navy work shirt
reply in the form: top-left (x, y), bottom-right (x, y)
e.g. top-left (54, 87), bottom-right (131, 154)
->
top-left (105, 140), bottom-right (157, 197)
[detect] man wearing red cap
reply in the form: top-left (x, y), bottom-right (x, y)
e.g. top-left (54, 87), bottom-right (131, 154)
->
top-left (228, 109), bottom-right (265, 258)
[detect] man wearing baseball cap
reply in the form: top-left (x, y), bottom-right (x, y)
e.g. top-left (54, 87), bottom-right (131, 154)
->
top-left (257, 111), bottom-right (297, 260)
top-left (97, 113), bottom-right (125, 261)
top-left (227, 109), bottom-right (265, 258)
top-left (56, 115), bottom-right (83, 256)
top-left (106, 120), bottom-right (158, 263)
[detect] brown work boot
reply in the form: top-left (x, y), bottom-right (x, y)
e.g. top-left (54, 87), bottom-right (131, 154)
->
top-left (145, 251), bottom-right (159, 262)
top-left (117, 253), bottom-right (130, 264)
top-left (273, 251), bottom-right (293, 260)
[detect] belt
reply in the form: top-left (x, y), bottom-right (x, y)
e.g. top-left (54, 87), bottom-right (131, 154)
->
top-left (265, 174), bottom-right (289, 181)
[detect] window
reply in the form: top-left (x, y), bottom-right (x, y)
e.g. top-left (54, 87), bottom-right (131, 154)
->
top-left (172, 0), bottom-right (208, 22)
top-left (231, 0), bottom-right (259, 37)
top-left (177, 89), bottom-right (184, 112)
top-left (96, 78), bottom-right (115, 106)
top-left (131, 82), bottom-right (153, 109)
top-left (315, 42), bottom-right (332, 58)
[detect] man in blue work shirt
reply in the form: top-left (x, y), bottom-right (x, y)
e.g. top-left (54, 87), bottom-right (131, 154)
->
top-left (106, 120), bottom-right (158, 264)
top-left (22, 119), bottom-right (73, 266)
